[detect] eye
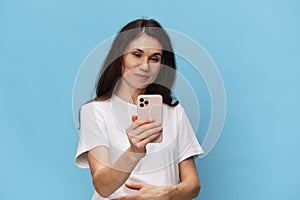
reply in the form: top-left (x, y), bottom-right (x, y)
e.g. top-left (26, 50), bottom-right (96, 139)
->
top-left (149, 56), bottom-right (160, 63)
top-left (132, 52), bottom-right (141, 58)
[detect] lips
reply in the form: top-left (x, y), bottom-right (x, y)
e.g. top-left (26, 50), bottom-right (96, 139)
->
top-left (134, 73), bottom-right (149, 80)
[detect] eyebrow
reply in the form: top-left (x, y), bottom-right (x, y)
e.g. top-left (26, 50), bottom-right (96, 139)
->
top-left (131, 48), bottom-right (162, 56)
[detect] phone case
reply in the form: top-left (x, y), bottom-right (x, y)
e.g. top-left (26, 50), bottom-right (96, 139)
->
top-left (137, 94), bottom-right (163, 143)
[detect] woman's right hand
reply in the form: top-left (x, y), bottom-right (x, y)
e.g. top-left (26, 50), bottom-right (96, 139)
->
top-left (126, 115), bottom-right (162, 155)
top-left (88, 115), bottom-right (162, 198)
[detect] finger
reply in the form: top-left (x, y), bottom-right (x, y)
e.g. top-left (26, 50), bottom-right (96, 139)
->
top-left (131, 115), bottom-right (137, 122)
top-left (136, 125), bottom-right (162, 139)
top-left (127, 118), bottom-right (153, 130)
top-left (112, 197), bottom-right (126, 200)
top-left (128, 122), bottom-right (161, 139)
top-left (128, 117), bottom-right (153, 129)
top-left (136, 121), bottom-right (161, 132)
top-left (138, 132), bottom-right (161, 146)
top-left (112, 196), bottom-right (126, 200)
top-left (134, 118), bottom-right (153, 126)
top-left (125, 182), bottom-right (144, 190)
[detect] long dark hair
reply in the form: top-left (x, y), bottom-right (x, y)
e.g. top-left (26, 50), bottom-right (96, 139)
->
top-left (96, 19), bottom-right (178, 106)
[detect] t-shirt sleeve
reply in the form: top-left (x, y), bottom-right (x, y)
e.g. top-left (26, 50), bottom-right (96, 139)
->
top-left (75, 103), bottom-right (109, 168)
top-left (177, 105), bottom-right (204, 163)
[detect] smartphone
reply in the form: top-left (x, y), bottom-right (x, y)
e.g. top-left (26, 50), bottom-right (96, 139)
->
top-left (137, 94), bottom-right (163, 143)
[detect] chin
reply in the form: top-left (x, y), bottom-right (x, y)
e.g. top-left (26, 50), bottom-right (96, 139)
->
top-left (136, 85), bottom-right (148, 90)
top-left (134, 82), bottom-right (150, 90)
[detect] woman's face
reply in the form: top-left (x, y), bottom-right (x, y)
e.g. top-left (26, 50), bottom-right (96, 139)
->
top-left (121, 33), bottom-right (163, 91)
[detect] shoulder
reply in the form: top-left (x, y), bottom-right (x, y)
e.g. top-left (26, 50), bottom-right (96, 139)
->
top-left (80, 98), bottom-right (111, 117)
top-left (163, 103), bottom-right (184, 112)
top-left (82, 98), bottom-right (111, 108)
top-left (163, 103), bottom-right (186, 120)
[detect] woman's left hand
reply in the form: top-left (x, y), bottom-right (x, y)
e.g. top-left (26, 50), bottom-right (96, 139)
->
top-left (112, 182), bottom-right (173, 200)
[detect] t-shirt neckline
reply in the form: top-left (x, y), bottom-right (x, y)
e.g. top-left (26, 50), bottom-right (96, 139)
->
top-left (112, 94), bottom-right (137, 107)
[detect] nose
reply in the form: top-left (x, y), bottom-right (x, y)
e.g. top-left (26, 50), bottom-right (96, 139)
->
top-left (139, 57), bottom-right (150, 71)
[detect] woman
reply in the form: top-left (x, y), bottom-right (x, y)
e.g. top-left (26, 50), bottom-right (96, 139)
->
top-left (75, 19), bottom-right (204, 200)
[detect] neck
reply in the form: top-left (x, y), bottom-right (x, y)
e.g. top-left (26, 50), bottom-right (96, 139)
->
top-left (115, 81), bottom-right (146, 104)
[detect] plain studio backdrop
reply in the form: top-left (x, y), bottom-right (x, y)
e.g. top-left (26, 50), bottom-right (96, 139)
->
top-left (1, 0), bottom-right (299, 199)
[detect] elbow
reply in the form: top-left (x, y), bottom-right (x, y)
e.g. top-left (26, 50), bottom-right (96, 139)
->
top-left (92, 176), bottom-right (112, 198)
top-left (96, 190), bottom-right (111, 198)
top-left (195, 182), bottom-right (201, 197)
top-left (191, 181), bottom-right (201, 198)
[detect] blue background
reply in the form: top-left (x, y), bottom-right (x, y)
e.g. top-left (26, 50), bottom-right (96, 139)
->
top-left (1, 0), bottom-right (299, 199)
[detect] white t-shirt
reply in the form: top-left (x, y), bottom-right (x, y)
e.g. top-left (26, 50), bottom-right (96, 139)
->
top-left (75, 95), bottom-right (204, 200)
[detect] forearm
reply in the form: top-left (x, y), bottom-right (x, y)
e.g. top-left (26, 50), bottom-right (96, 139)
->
top-left (92, 148), bottom-right (143, 197)
top-left (168, 179), bottom-right (200, 200)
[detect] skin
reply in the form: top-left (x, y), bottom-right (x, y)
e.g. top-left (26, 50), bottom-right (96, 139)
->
top-left (116, 33), bottom-right (163, 104)
top-left (87, 33), bottom-right (201, 199)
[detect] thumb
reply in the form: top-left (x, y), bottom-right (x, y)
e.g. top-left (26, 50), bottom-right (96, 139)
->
top-left (131, 115), bottom-right (138, 122)
top-left (125, 182), bottom-right (144, 190)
